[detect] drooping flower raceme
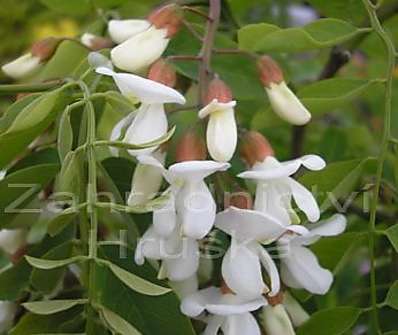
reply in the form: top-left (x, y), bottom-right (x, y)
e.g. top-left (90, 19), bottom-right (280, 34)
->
top-left (110, 4), bottom-right (181, 73)
top-left (278, 214), bottom-right (347, 294)
top-left (96, 66), bottom-right (185, 155)
top-left (134, 156), bottom-right (230, 280)
top-left (257, 56), bottom-right (311, 125)
top-left (181, 286), bottom-right (266, 335)
top-left (198, 78), bottom-right (238, 162)
top-left (215, 206), bottom-right (308, 300)
top-left (238, 155), bottom-right (326, 225)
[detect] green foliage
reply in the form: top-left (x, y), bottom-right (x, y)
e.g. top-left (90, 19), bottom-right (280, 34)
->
top-left (385, 281), bottom-right (398, 310)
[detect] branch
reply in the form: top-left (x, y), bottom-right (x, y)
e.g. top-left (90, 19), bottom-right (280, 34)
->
top-left (0, 80), bottom-right (64, 94)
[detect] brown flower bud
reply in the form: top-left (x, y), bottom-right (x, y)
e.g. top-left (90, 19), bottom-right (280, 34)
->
top-left (86, 36), bottom-right (114, 51)
top-left (148, 4), bottom-right (182, 37)
top-left (31, 37), bottom-right (61, 62)
top-left (205, 77), bottom-right (233, 105)
top-left (240, 131), bottom-right (274, 166)
top-left (266, 291), bottom-right (284, 306)
top-left (148, 59), bottom-right (177, 87)
top-left (175, 129), bottom-right (207, 162)
top-left (225, 191), bottom-right (253, 210)
top-left (257, 56), bottom-right (284, 87)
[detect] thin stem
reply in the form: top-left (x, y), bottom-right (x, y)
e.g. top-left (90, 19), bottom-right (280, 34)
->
top-left (0, 80), bottom-right (64, 94)
top-left (182, 6), bottom-right (212, 20)
top-left (197, 0), bottom-right (221, 105)
top-left (167, 55), bottom-right (203, 61)
top-left (362, 1), bottom-right (396, 334)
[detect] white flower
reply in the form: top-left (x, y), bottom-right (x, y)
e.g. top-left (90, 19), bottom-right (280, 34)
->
top-left (261, 304), bottom-right (296, 335)
top-left (198, 99), bottom-right (237, 162)
top-left (128, 149), bottom-right (166, 206)
top-left (181, 287), bottom-right (266, 335)
top-left (0, 301), bottom-right (16, 333)
top-left (111, 26), bottom-right (169, 73)
top-left (2, 53), bottom-right (41, 79)
top-left (0, 229), bottom-right (26, 255)
top-left (238, 155), bottom-right (326, 224)
top-left (109, 113), bottom-right (136, 156)
top-left (215, 207), bottom-right (308, 300)
top-left (279, 214), bottom-right (347, 294)
top-left (108, 19), bottom-right (151, 44)
top-left (138, 156), bottom-right (230, 239)
top-left (283, 291), bottom-right (309, 327)
top-left (134, 225), bottom-right (200, 281)
top-left (266, 82), bottom-right (311, 125)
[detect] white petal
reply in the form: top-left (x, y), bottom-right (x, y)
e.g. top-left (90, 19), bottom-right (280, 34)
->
top-left (221, 313), bottom-right (261, 335)
top-left (299, 154), bottom-right (326, 171)
top-left (153, 193), bottom-right (177, 237)
top-left (0, 229), bottom-right (26, 255)
top-left (109, 113), bottom-right (136, 156)
top-left (207, 294), bottom-right (266, 315)
top-left (169, 160), bottom-right (230, 182)
top-left (283, 292), bottom-right (309, 327)
top-left (2, 53), bottom-right (41, 79)
top-left (164, 237), bottom-right (200, 281)
top-left (181, 287), bottom-right (221, 317)
top-left (198, 99), bottom-right (237, 118)
top-left (256, 245), bottom-right (280, 296)
top-left (261, 305), bottom-right (295, 335)
top-left (88, 52), bottom-right (113, 70)
top-left (222, 242), bottom-right (266, 299)
top-left (177, 181), bottom-right (216, 239)
top-left (108, 19), bottom-right (151, 44)
top-left (134, 226), bottom-right (162, 264)
top-left (128, 151), bottom-right (166, 206)
top-left (215, 207), bottom-right (286, 243)
top-left (204, 315), bottom-right (224, 335)
top-left (124, 104), bottom-right (168, 155)
top-left (306, 214), bottom-right (347, 238)
top-left (170, 275), bottom-right (198, 299)
top-left (286, 177), bottom-right (320, 222)
top-left (281, 245), bottom-right (333, 294)
top-left (265, 82), bottom-right (311, 125)
top-left (111, 26), bottom-right (170, 73)
top-left (96, 67), bottom-right (185, 104)
top-left (206, 108), bottom-right (237, 162)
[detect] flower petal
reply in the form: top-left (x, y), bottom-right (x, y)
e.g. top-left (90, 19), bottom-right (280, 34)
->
top-left (177, 181), bottom-right (216, 239)
top-left (153, 193), bottom-right (177, 237)
top-left (2, 53), bottom-right (41, 79)
top-left (180, 287), bottom-right (221, 317)
top-left (307, 214), bottom-right (347, 238)
top-left (96, 67), bottom-right (185, 104)
top-left (134, 226), bottom-right (162, 264)
top-left (169, 160), bottom-right (230, 182)
top-left (108, 19), bottom-right (151, 44)
top-left (207, 294), bottom-right (266, 315)
top-left (204, 315), bottom-right (224, 335)
top-left (221, 313), bottom-right (261, 335)
top-left (265, 81), bottom-right (311, 125)
top-left (281, 245), bottom-right (333, 294)
top-left (206, 108), bottom-right (237, 162)
top-left (256, 245), bottom-right (280, 296)
top-left (198, 99), bottom-right (237, 118)
top-left (215, 207), bottom-right (286, 243)
top-left (222, 242), bottom-right (266, 299)
top-left (109, 113), bottom-right (136, 156)
top-left (286, 177), bottom-right (320, 222)
top-left (261, 305), bottom-right (296, 335)
top-left (283, 292), bottom-right (309, 327)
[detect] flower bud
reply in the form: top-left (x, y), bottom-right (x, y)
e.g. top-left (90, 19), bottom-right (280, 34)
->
top-left (175, 129), bottom-right (207, 162)
top-left (283, 291), bottom-right (309, 327)
top-left (240, 130), bottom-right (274, 166)
top-left (2, 53), bottom-right (41, 79)
top-left (31, 37), bottom-right (61, 62)
top-left (148, 59), bottom-right (177, 87)
top-left (261, 304), bottom-right (295, 335)
top-left (108, 19), bottom-right (151, 44)
top-left (147, 4), bottom-right (182, 38)
top-left (81, 33), bottom-right (113, 51)
top-left (258, 56), bottom-right (311, 126)
top-left (199, 78), bottom-right (237, 162)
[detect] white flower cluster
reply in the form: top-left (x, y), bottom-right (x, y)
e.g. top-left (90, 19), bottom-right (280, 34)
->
top-left (93, 13), bottom-right (347, 334)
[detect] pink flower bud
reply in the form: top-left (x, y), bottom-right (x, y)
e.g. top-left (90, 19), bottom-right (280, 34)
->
top-left (31, 37), bottom-right (61, 62)
top-left (257, 55), bottom-right (284, 87)
top-left (205, 77), bottom-right (233, 104)
top-left (240, 131), bottom-right (274, 166)
top-left (147, 59), bottom-right (177, 87)
top-left (175, 129), bottom-right (207, 162)
top-left (148, 4), bottom-right (182, 38)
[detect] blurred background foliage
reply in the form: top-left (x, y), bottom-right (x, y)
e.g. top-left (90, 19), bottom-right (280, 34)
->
top-left (0, 0), bottom-right (397, 334)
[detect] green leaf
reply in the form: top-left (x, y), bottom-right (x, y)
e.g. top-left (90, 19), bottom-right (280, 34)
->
top-left (23, 299), bottom-right (87, 315)
top-left (385, 281), bottom-right (398, 310)
top-left (97, 259), bottom-right (171, 296)
top-left (238, 19), bottom-right (370, 53)
top-left (6, 89), bottom-right (61, 134)
top-left (299, 158), bottom-right (375, 213)
top-left (40, 0), bottom-right (90, 16)
top-left (57, 150), bottom-right (82, 194)
top-left (101, 306), bottom-right (142, 335)
top-left (385, 224), bottom-right (398, 252)
top-left (47, 207), bottom-right (81, 237)
top-left (297, 78), bottom-right (385, 115)
top-left (25, 255), bottom-right (88, 270)
top-left (297, 307), bottom-right (362, 335)
top-left (58, 108), bottom-right (74, 162)
top-left (0, 259), bottom-right (31, 300)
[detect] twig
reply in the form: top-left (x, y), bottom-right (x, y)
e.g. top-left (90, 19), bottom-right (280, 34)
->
top-left (182, 6), bottom-right (212, 21)
top-left (167, 55), bottom-right (202, 61)
top-left (182, 20), bottom-right (204, 42)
